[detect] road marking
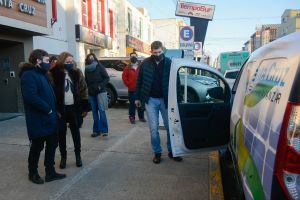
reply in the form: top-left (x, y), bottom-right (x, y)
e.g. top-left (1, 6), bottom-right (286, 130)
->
top-left (49, 126), bottom-right (140, 200)
top-left (209, 151), bottom-right (224, 200)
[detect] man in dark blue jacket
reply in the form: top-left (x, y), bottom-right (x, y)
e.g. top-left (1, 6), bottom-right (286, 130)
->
top-left (135, 41), bottom-right (183, 164)
top-left (19, 49), bottom-right (66, 184)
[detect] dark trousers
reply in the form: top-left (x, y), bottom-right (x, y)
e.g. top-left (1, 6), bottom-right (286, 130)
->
top-left (28, 133), bottom-right (58, 175)
top-left (59, 105), bottom-right (81, 157)
top-left (128, 91), bottom-right (144, 119)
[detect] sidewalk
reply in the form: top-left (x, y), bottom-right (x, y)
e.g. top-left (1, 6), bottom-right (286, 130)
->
top-left (0, 113), bottom-right (22, 122)
top-left (0, 104), bottom-right (221, 200)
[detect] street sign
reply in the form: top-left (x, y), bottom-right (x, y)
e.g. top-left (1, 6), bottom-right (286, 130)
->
top-left (194, 42), bottom-right (203, 56)
top-left (179, 26), bottom-right (194, 50)
top-left (175, 1), bottom-right (215, 20)
top-left (183, 50), bottom-right (194, 60)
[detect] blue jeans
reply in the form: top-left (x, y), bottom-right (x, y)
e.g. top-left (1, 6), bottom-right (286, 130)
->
top-left (88, 95), bottom-right (108, 134)
top-left (128, 91), bottom-right (144, 119)
top-left (145, 97), bottom-right (171, 154)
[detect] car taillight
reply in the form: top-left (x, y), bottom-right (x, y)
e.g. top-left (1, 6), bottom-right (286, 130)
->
top-left (275, 102), bottom-right (300, 200)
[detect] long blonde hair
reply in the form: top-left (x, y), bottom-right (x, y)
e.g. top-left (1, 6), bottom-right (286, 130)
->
top-left (56, 52), bottom-right (74, 70)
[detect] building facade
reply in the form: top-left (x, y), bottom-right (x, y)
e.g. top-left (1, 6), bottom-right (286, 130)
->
top-left (67, 0), bottom-right (115, 69)
top-left (260, 24), bottom-right (280, 46)
top-left (277, 9), bottom-right (300, 38)
top-left (116, 0), bottom-right (153, 57)
top-left (250, 30), bottom-right (261, 52)
top-left (0, 0), bottom-right (53, 112)
top-left (152, 18), bottom-right (186, 49)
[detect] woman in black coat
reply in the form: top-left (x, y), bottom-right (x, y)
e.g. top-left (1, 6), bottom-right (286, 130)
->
top-left (84, 53), bottom-right (110, 137)
top-left (49, 52), bottom-right (88, 169)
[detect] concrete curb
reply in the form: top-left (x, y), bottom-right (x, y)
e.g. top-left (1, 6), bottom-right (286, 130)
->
top-left (209, 151), bottom-right (224, 200)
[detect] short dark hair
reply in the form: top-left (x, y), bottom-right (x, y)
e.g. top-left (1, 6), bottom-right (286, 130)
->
top-left (151, 41), bottom-right (163, 50)
top-left (29, 49), bottom-right (48, 65)
top-left (49, 55), bottom-right (58, 63)
top-left (130, 52), bottom-right (137, 57)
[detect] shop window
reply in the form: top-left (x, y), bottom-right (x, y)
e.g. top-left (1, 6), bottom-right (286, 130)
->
top-left (97, 0), bottom-right (105, 33)
top-left (82, 0), bottom-right (88, 27)
top-left (109, 9), bottom-right (114, 38)
top-left (97, 0), bottom-right (102, 32)
top-left (139, 18), bottom-right (142, 39)
top-left (127, 9), bottom-right (132, 35)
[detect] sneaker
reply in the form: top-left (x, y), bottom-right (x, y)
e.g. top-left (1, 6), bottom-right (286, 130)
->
top-left (102, 133), bottom-right (108, 137)
top-left (45, 171), bottom-right (66, 182)
top-left (168, 152), bottom-right (183, 162)
top-left (129, 116), bottom-right (135, 124)
top-left (91, 132), bottom-right (100, 137)
top-left (152, 153), bottom-right (161, 164)
top-left (139, 118), bottom-right (147, 122)
top-left (29, 174), bottom-right (44, 184)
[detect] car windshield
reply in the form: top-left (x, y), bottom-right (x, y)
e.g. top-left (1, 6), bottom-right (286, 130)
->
top-left (100, 60), bottom-right (129, 71)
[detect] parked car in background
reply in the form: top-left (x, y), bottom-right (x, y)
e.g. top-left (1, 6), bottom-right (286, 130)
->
top-left (224, 68), bottom-right (240, 89)
top-left (178, 68), bottom-right (220, 103)
top-left (168, 32), bottom-right (300, 200)
top-left (99, 57), bottom-right (143, 107)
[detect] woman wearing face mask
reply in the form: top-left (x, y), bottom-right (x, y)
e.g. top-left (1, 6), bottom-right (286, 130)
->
top-left (49, 52), bottom-right (88, 169)
top-left (84, 53), bottom-right (110, 138)
top-left (122, 52), bottom-right (146, 124)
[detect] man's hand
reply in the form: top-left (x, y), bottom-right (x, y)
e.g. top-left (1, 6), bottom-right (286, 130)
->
top-left (81, 112), bottom-right (88, 118)
top-left (135, 100), bottom-right (141, 108)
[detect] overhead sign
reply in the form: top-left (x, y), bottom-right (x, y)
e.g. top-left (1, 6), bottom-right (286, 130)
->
top-left (175, 1), bottom-right (215, 20)
top-left (75, 24), bottom-right (112, 49)
top-left (126, 35), bottom-right (150, 54)
top-left (179, 26), bottom-right (194, 50)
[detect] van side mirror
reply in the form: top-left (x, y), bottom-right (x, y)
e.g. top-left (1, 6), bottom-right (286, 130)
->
top-left (207, 87), bottom-right (224, 100)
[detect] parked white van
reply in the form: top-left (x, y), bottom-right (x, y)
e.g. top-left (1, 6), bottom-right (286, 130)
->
top-left (168, 32), bottom-right (300, 200)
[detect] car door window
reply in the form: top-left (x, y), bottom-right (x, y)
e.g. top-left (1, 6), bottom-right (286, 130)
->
top-left (174, 66), bottom-right (231, 150)
top-left (178, 66), bottom-right (227, 104)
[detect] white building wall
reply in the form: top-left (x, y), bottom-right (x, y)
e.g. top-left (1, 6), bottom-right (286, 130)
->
top-left (152, 18), bottom-right (185, 49)
top-left (33, 0), bottom-right (68, 55)
top-left (116, 0), bottom-right (126, 57)
top-left (278, 9), bottom-right (300, 38)
top-left (115, 1), bottom-right (152, 57)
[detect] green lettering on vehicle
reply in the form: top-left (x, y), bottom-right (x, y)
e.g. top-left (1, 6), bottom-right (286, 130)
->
top-left (244, 83), bottom-right (273, 107)
top-left (235, 119), bottom-right (265, 200)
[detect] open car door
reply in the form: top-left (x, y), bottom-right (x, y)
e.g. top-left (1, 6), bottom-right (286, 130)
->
top-left (168, 58), bottom-right (232, 156)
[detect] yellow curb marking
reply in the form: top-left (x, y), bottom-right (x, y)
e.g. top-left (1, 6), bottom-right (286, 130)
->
top-left (209, 151), bottom-right (224, 200)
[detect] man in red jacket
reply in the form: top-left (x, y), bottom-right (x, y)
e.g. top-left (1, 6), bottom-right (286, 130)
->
top-left (122, 52), bottom-right (146, 124)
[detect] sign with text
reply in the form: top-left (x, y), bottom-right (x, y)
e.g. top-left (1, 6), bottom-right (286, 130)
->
top-left (179, 26), bottom-right (194, 50)
top-left (194, 42), bottom-right (203, 56)
top-left (75, 24), bottom-right (112, 49)
top-left (183, 50), bottom-right (194, 60)
top-left (175, 1), bottom-right (215, 20)
top-left (126, 35), bottom-right (150, 54)
top-left (0, 0), bottom-right (47, 27)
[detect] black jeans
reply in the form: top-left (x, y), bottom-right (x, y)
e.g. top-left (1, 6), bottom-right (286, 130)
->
top-left (59, 105), bottom-right (81, 156)
top-left (28, 133), bottom-right (58, 175)
top-left (128, 91), bottom-right (144, 119)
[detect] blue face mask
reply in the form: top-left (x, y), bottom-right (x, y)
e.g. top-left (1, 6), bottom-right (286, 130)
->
top-left (64, 63), bottom-right (73, 71)
top-left (39, 62), bottom-right (50, 72)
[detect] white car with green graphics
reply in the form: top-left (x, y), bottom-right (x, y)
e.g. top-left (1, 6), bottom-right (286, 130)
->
top-left (168, 32), bottom-right (300, 200)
